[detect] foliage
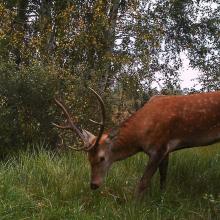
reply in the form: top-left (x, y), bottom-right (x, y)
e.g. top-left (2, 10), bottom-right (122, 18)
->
top-left (0, 61), bottom-right (120, 152)
top-left (0, 63), bottom-right (60, 152)
top-left (0, 144), bottom-right (220, 219)
top-left (0, 0), bottom-right (219, 92)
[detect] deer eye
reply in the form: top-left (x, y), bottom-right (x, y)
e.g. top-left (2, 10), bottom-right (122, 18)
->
top-left (100, 156), bottom-right (105, 162)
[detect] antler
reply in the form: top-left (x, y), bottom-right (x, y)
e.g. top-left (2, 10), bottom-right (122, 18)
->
top-left (53, 88), bottom-right (106, 151)
top-left (53, 98), bottom-right (95, 151)
top-left (88, 87), bottom-right (106, 148)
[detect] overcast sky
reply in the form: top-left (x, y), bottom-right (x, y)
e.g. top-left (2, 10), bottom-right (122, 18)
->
top-left (152, 52), bottom-right (202, 90)
top-left (180, 53), bottom-right (201, 89)
top-left (164, 1), bottom-right (218, 90)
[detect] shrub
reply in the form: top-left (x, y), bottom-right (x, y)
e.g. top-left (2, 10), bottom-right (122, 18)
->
top-left (0, 62), bottom-right (60, 154)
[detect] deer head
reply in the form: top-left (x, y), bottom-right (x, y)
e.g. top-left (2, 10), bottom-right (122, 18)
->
top-left (53, 88), bottom-right (113, 189)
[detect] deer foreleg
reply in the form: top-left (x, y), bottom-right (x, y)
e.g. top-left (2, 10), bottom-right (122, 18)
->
top-left (136, 150), bottom-right (167, 197)
top-left (159, 154), bottom-right (169, 191)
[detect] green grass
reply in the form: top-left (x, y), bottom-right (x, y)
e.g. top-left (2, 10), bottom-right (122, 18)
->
top-left (0, 145), bottom-right (220, 219)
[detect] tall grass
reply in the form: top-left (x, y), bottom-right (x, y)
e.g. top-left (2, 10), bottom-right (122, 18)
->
top-left (0, 144), bottom-right (220, 219)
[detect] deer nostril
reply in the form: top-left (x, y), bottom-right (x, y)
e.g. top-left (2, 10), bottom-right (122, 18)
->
top-left (90, 183), bottom-right (99, 190)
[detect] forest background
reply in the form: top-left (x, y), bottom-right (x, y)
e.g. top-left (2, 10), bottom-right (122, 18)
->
top-left (0, 0), bottom-right (219, 150)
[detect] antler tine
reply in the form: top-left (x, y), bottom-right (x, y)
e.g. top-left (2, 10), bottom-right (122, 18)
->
top-left (89, 87), bottom-right (106, 148)
top-left (89, 119), bottom-right (102, 125)
top-left (52, 122), bottom-right (71, 129)
top-left (57, 132), bottom-right (95, 152)
top-left (54, 98), bottom-right (91, 150)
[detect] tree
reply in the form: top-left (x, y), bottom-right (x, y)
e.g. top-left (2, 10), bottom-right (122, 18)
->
top-left (0, 0), bottom-right (219, 143)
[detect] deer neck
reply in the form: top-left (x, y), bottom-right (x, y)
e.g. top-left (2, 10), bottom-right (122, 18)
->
top-left (108, 126), bottom-right (141, 162)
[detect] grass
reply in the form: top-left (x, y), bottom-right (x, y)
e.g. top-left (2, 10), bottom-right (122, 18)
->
top-left (0, 144), bottom-right (220, 219)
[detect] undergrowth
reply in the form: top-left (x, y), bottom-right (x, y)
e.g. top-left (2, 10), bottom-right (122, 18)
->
top-left (0, 144), bottom-right (220, 219)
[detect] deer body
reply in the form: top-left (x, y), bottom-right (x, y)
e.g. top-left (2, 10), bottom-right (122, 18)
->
top-left (54, 90), bottom-right (220, 197)
top-left (118, 91), bottom-right (220, 152)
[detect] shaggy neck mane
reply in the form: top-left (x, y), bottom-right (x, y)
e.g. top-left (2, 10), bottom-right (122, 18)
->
top-left (120, 111), bottom-right (137, 129)
top-left (107, 111), bottom-right (140, 151)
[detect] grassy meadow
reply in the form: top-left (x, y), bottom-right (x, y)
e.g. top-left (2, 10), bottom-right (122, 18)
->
top-left (0, 144), bottom-right (220, 220)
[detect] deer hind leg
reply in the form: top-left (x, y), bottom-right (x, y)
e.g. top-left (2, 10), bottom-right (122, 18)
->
top-left (159, 154), bottom-right (169, 191)
top-left (136, 149), bottom-right (167, 197)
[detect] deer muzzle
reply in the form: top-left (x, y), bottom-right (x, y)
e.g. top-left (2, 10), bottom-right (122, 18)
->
top-left (90, 182), bottom-right (100, 190)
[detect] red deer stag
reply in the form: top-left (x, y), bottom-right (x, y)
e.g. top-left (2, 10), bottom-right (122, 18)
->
top-left (53, 89), bottom-right (220, 196)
